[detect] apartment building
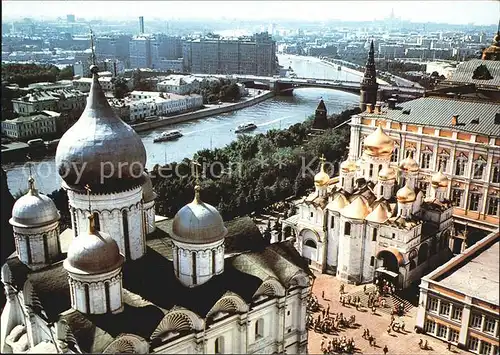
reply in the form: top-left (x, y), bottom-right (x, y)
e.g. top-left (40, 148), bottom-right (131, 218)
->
top-left (130, 35), bottom-right (152, 69)
top-left (72, 76), bottom-right (132, 93)
top-left (1, 111), bottom-right (60, 139)
top-left (415, 231), bottom-right (499, 355)
top-left (157, 75), bottom-right (201, 95)
top-left (109, 91), bottom-right (203, 122)
top-left (350, 98), bottom-right (500, 235)
top-left (12, 89), bottom-right (87, 117)
top-left (182, 32), bottom-right (277, 76)
top-left (95, 34), bottom-right (131, 63)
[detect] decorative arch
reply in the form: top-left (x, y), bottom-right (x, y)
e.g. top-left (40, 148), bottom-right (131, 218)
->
top-left (22, 280), bottom-right (42, 311)
top-left (376, 249), bottom-right (404, 274)
top-left (1, 264), bottom-right (13, 285)
top-left (418, 243), bottom-right (429, 265)
top-left (299, 228), bottom-right (320, 244)
top-left (253, 278), bottom-right (286, 299)
top-left (206, 292), bottom-right (249, 318)
top-left (151, 308), bottom-right (204, 340)
top-left (288, 272), bottom-right (310, 288)
top-left (102, 334), bottom-right (149, 354)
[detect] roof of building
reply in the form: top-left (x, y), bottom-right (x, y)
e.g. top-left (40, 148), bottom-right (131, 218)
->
top-left (428, 232), bottom-right (499, 305)
top-left (377, 97), bottom-right (500, 137)
top-left (3, 216), bottom-right (311, 353)
top-left (447, 59), bottom-right (500, 87)
top-left (3, 111), bottom-right (61, 124)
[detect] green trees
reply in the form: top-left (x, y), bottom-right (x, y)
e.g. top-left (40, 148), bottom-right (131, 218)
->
top-left (1, 63), bottom-right (75, 87)
top-left (192, 78), bottom-right (241, 104)
top-left (112, 77), bottom-right (129, 99)
top-left (152, 107), bottom-right (361, 221)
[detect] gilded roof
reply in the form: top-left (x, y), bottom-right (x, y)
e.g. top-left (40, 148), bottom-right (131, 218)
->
top-left (341, 196), bottom-right (371, 220)
top-left (365, 203), bottom-right (390, 224)
top-left (326, 193), bottom-right (349, 212)
top-left (363, 125), bottom-right (394, 158)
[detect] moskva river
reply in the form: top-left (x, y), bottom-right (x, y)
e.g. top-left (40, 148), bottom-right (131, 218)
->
top-left (4, 55), bottom-right (362, 194)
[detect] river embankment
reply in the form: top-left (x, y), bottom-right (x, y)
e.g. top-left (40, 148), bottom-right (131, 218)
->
top-left (132, 90), bottom-right (274, 133)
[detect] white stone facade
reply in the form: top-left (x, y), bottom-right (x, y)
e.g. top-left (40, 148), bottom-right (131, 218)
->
top-left (285, 122), bottom-right (454, 289)
top-left (67, 186), bottom-right (146, 261)
top-left (12, 221), bottom-right (60, 270)
top-left (67, 267), bottom-right (123, 315)
top-left (171, 239), bottom-right (225, 288)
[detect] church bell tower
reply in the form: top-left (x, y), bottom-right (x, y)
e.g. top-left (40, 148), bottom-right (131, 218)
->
top-left (360, 40), bottom-right (379, 111)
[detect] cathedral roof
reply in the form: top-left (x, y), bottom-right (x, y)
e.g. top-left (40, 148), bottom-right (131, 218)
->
top-left (341, 196), bottom-right (371, 220)
top-left (431, 168), bottom-right (448, 188)
top-left (363, 125), bottom-right (394, 158)
top-left (365, 203), bottom-right (390, 224)
top-left (9, 177), bottom-right (60, 228)
top-left (3, 217), bottom-right (312, 352)
top-left (142, 172), bottom-right (157, 203)
top-left (55, 65), bottom-right (147, 192)
top-left (171, 186), bottom-right (227, 245)
top-left (326, 193), bottom-right (349, 212)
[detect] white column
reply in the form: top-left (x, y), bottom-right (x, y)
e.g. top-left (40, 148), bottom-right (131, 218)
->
top-left (458, 298), bottom-right (472, 347)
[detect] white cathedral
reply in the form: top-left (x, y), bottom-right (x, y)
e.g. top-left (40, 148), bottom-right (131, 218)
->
top-left (283, 123), bottom-right (454, 290)
top-left (1, 65), bottom-right (312, 354)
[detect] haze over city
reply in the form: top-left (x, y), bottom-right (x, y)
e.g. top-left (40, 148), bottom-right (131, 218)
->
top-left (2, 0), bottom-right (499, 25)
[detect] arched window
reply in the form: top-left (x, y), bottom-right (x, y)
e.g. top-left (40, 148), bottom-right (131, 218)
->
top-left (84, 283), bottom-right (90, 314)
top-left (104, 281), bottom-right (111, 313)
top-left (255, 318), bottom-right (264, 339)
top-left (391, 146), bottom-right (399, 163)
top-left (421, 151), bottom-right (432, 169)
top-left (438, 153), bottom-right (449, 173)
top-left (409, 260), bottom-right (416, 270)
top-left (215, 336), bottom-right (224, 354)
top-left (305, 239), bottom-right (317, 249)
top-left (473, 158), bottom-right (486, 180)
top-left (122, 210), bottom-right (130, 260)
top-left (192, 251), bottom-right (197, 285)
top-left (378, 164), bottom-right (383, 175)
top-left (369, 164), bottom-right (373, 178)
top-left (468, 193), bottom-right (481, 211)
top-left (93, 212), bottom-right (100, 231)
top-left (344, 222), bottom-right (351, 236)
top-left (372, 228), bottom-right (378, 241)
top-left (487, 196), bottom-right (499, 216)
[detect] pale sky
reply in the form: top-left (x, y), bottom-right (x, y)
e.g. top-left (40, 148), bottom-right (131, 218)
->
top-left (2, 0), bottom-right (499, 25)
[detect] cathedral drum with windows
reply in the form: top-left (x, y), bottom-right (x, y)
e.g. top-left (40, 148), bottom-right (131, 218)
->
top-left (283, 124), bottom-right (454, 290)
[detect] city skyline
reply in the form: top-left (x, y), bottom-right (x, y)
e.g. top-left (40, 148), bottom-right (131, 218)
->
top-left (2, 0), bottom-right (499, 26)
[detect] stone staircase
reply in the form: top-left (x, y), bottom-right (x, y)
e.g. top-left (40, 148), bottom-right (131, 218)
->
top-left (347, 285), bottom-right (414, 316)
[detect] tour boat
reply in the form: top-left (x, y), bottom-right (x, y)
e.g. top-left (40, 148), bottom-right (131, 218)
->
top-left (153, 130), bottom-right (183, 143)
top-left (235, 122), bottom-right (257, 133)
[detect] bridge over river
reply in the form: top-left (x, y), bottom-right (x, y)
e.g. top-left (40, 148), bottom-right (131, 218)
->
top-left (195, 74), bottom-right (426, 100)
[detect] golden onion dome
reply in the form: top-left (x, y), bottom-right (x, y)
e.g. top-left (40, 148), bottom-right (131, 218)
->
top-left (365, 203), bottom-right (390, 224)
top-left (399, 154), bottom-right (419, 173)
top-left (396, 184), bottom-right (416, 203)
top-left (363, 125), bottom-right (394, 158)
top-left (341, 196), bottom-right (371, 220)
top-left (378, 166), bottom-right (396, 181)
top-left (340, 159), bottom-right (357, 173)
top-left (314, 157), bottom-right (330, 187)
top-left (431, 168), bottom-right (448, 188)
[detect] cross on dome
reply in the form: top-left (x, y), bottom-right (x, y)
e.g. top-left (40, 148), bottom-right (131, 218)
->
top-left (191, 160), bottom-right (202, 203)
top-left (84, 184), bottom-right (95, 233)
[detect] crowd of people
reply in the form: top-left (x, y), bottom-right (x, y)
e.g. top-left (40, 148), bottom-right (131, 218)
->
top-left (320, 336), bottom-right (356, 354)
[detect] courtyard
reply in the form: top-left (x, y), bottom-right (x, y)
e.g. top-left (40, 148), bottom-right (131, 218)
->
top-left (307, 272), bottom-right (469, 354)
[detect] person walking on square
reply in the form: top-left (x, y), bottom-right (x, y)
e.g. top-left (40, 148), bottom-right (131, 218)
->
top-left (322, 290), bottom-right (325, 299)
top-left (383, 345), bottom-right (388, 355)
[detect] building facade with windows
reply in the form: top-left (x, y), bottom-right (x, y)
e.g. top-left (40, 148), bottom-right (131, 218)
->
top-left (1, 111), bottom-right (60, 139)
top-left (415, 231), bottom-right (499, 354)
top-left (12, 89), bottom-right (87, 117)
top-left (1, 65), bottom-right (312, 354)
top-left (182, 32), bottom-right (277, 76)
top-left (350, 98), bottom-right (500, 236)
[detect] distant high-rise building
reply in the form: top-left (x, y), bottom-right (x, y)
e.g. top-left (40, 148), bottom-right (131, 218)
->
top-left (139, 16), bottom-right (145, 35)
top-left (130, 35), bottom-right (152, 69)
top-left (66, 14), bottom-right (75, 23)
top-left (183, 32), bottom-right (277, 76)
top-left (95, 35), bottom-right (131, 64)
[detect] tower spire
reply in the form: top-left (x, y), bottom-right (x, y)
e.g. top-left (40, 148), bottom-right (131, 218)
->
top-left (360, 39), bottom-right (379, 111)
top-left (89, 28), bottom-right (96, 66)
top-left (26, 154), bottom-right (37, 195)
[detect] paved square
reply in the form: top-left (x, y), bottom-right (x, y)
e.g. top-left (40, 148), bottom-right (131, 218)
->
top-left (307, 272), bottom-right (468, 354)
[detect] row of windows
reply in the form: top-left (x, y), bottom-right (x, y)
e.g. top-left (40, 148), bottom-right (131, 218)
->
top-left (451, 191), bottom-right (499, 216)
top-left (467, 335), bottom-right (497, 355)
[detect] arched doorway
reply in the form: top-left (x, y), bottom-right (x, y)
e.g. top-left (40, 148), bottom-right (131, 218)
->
top-left (375, 249), bottom-right (404, 289)
top-left (377, 250), bottom-right (399, 274)
top-left (300, 229), bottom-right (319, 265)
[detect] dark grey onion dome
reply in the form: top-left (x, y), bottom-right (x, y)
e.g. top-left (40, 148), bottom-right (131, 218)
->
top-left (55, 65), bottom-right (146, 192)
top-left (64, 217), bottom-right (124, 275)
top-left (9, 177), bottom-right (60, 228)
top-left (172, 186), bottom-right (227, 244)
top-left (142, 172), bottom-right (157, 203)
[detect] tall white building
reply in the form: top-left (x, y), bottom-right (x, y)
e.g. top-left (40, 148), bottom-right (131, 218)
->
top-left (284, 123), bottom-right (454, 290)
top-left (1, 64), bottom-right (312, 354)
